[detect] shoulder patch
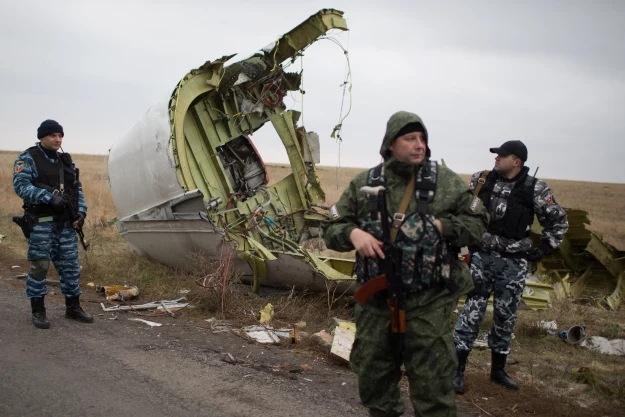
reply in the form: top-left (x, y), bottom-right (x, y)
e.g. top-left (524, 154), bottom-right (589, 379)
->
top-left (329, 204), bottom-right (341, 221)
top-left (541, 189), bottom-right (553, 205)
top-left (14, 160), bottom-right (25, 173)
top-left (469, 196), bottom-right (482, 212)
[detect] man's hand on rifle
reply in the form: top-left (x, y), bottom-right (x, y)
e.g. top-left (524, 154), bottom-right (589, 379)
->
top-left (73, 212), bottom-right (85, 229)
top-left (350, 228), bottom-right (385, 259)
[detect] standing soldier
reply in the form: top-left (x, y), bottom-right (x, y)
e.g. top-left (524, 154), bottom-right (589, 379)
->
top-left (453, 140), bottom-right (568, 392)
top-left (323, 111), bottom-right (488, 417)
top-left (13, 119), bottom-right (93, 329)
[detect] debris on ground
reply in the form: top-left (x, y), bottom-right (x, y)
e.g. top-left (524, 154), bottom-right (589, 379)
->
top-left (558, 325), bottom-right (587, 344)
top-left (204, 317), bottom-right (236, 333)
top-left (331, 321), bottom-right (356, 362)
top-left (292, 321), bottom-right (307, 344)
top-left (100, 298), bottom-right (189, 312)
top-left (534, 208), bottom-right (625, 310)
top-left (259, 303), bottom-right (274, 324)
top-left (538, 320), bottom-right (558, 335)
top-left (311, 330), bottom-right (334, 349)
top-left (580, 336), bottom-right (625, 355)
top-left (96, 284), bottom-right (140, 301)
top-left (129, 318), bottom-right (163, 327)
top-left (243, 325), bottom-right (291, 344)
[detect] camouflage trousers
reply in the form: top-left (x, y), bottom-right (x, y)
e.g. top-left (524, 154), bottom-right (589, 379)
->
top-left (350, 302), bottom-right (457, 417)
top-left (26, 220), bottom-right (82, 299)
top-left (453, 251), bottom-right (528, 355)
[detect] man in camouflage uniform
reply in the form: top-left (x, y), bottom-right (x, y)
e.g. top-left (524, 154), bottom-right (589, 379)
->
top-left (13, 119), bottom-right (93, 329)
top-left (323, 111), bottom-right (488, 417)
top-left (453, 140), bottom-right (568, 392)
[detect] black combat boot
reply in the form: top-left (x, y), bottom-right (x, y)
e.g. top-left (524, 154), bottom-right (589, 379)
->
top-left (31, 297), bottom-right (50, 329)
top-left (452, 350), bottom-right (469, 394)
top-left (65, 296), bottom-right (94, 323)
top-left (490, 351), bottom-right (519, 390)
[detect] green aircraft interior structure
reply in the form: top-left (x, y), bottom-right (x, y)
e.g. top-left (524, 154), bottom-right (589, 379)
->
top-left (109, 9), bottom-right (356, 294)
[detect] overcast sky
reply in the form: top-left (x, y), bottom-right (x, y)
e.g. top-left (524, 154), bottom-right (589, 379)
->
top-left (1, 0), bottom-right (623, 183)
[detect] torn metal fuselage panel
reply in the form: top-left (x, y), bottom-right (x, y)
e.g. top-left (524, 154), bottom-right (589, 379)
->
top-left (108, 9), bottom-right (354, 293)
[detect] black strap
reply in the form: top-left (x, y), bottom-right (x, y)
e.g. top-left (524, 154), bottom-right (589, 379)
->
top-left (58, 152), bottom-right (65, 193)
top-left (367, 163), bottom-right (384, 221)
top-left (414, 161), bottom-right (437, 214)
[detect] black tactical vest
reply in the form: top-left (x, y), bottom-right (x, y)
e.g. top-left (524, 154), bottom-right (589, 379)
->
top-left (478, 167), bottom-right (536, 240)
top-left (24, 146), bottom-right (80, 219)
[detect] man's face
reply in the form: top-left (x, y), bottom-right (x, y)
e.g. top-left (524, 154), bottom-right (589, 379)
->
top-left (389, 132), bottom-right (426, 164)
top-left (494, 153), bottom-right (520, 175)
top-left (40, 132), bottom-right (63, 151)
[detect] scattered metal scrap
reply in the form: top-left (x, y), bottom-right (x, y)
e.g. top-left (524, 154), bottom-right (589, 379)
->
top-left (100, 298), bottom-right (189, 312)
top-left (533, 208), bottom-right (625, 310)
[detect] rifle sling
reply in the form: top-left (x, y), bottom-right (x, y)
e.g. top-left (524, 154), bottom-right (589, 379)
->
top-left (390, 174), bottom-right (415, 243)
top-left (58, 152), bottom-right (65, 193)
top-left (473, 170), bottom-right (489, 197)
top-left (468, 170), bottom-right (489, 213)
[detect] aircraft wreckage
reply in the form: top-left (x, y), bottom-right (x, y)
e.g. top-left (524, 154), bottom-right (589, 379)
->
top-left (108, 9), bottom-right (624, 310)
top-left (108, 9), bottom-right (355, 294)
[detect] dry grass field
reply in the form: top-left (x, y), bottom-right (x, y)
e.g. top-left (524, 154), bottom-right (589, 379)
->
top-left (1, 150), bottom-right (625, 416)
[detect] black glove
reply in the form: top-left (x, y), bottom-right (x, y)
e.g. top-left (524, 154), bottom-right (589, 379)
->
top-left (75, 212), bottom-right (85, 228)
top-left (50, 194), bottom-right (66, 212)
top-left (526, 243), bottom-right (552, 262)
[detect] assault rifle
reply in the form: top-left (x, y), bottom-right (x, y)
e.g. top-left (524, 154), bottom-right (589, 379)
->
top-left (353, 185), bottom-right (406, 347)
top-left (34, 182), bottom-right (90, 251)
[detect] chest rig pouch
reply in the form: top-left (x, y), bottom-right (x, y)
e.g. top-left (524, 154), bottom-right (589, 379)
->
top-left (355, 161), bottom-right (452, 293)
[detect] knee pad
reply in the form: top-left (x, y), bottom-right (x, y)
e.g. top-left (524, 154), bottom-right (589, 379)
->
top-left (30, 259), bottom-right (50, 281)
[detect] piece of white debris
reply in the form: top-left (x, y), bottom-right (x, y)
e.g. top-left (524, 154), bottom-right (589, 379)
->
top-left (129, 318), bottom-right (162, 327)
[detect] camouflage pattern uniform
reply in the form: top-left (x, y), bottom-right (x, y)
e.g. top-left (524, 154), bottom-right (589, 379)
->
top-left (13, 143), bottom-right (87, 299)
top-left (323, 112), bottom-right (489, 417)
top-left (454, 170), bottom-right (568, 355)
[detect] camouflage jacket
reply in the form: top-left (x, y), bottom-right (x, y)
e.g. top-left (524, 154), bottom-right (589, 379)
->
top-left (13, 143), bottom-right (87, 215)
top-left (323, 157), bottom-right (489, 312)
top-left (470, 169), bottom-right (568, 254)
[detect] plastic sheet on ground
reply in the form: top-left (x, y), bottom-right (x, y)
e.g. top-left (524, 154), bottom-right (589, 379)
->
top-left (580, 336), bottom-right (625, 356)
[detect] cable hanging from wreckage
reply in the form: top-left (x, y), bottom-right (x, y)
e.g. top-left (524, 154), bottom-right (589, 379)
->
top-left (199, 34), bottom-right (354, 256)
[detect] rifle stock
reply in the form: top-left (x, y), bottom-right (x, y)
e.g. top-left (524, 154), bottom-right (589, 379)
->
top-left (353, 274), bottom-right (387, 305)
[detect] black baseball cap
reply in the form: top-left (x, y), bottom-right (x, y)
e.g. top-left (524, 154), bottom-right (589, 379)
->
top-left (490, 140), bottom-right (527, 162)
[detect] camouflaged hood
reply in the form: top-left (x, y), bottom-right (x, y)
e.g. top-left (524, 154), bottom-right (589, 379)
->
top-left (379, 111), bottom-right (430, 160)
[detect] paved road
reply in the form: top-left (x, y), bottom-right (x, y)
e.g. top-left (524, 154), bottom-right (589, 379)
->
top-left (0, 279), bottom-right (366, 417)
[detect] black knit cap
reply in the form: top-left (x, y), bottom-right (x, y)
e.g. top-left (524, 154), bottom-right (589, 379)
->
top-left (394, 122), bottom-right (425, 140)
top-left (37, 119), bottom-right (64, 139)
top-left (393, 122), bottom-right (430, 158)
